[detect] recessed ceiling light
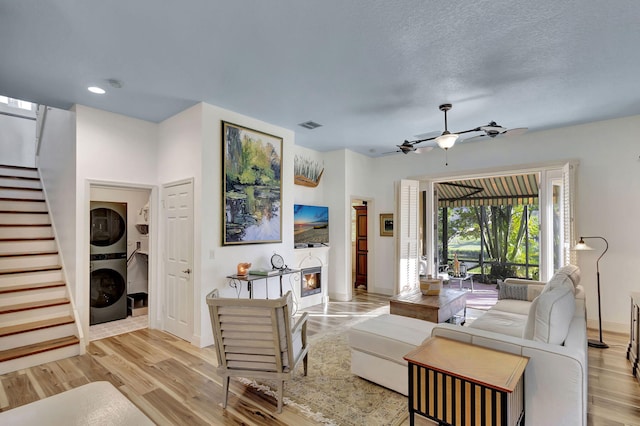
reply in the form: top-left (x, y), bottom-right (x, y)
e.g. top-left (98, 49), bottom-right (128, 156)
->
top-left (88, 86), bottom-right (106, 94)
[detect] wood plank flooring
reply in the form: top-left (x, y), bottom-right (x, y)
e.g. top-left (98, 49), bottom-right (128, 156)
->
top-left (0, 290), bottom-right (638, 425)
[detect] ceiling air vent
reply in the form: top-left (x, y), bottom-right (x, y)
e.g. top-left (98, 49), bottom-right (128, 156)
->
top-left (298, 121), bottom-right (323, 130)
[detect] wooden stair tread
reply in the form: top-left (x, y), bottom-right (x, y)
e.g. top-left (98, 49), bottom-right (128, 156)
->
top-left (0, 335), bottom-right (79, 362)
top-left (0, 298), bottom-right (70, 314)
top-left (0, 174), bottom-right (40, 181)
top-left (0, 198), bottom-right (45, 202)
top-left (0, 224), bottom-right (51, 227)
top-left (0, 186), bottom-right (42, 192)
top-left (0, 210), bottom-right (48, 214)
top-left (0, 237), bottom-right (54, 242)
top-left (0, 250), bottom-right (57, 258)
top-left (0, 281), bottom-right (65, 294)
top-left (0, 265), bottom-right (61, 275)
top-left (0, 165), bottom-right (37, 171)
top-left (0, 315), bottom-right (75, 337)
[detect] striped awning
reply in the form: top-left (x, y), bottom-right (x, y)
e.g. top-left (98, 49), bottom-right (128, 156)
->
top-left (436, 174), bottom-right (539, 207)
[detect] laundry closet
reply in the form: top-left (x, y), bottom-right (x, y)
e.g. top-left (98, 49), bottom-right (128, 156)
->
top-left (89, 185), bottom-right (150, 338)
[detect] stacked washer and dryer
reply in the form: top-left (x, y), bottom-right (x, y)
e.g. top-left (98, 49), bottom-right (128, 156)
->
top-left (89, 201), bottom-right (128, 325)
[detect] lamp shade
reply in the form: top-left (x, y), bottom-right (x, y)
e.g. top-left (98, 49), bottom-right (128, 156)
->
top-left (573, 237), bottom-right (594, 251)
top-left (436, 132), bottom-right (458, 149)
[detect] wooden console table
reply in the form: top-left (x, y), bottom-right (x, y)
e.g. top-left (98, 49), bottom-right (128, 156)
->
top-left (404, 337), bottom-right (529, 426)
top-left (226, 269), bottom-right (300, 299)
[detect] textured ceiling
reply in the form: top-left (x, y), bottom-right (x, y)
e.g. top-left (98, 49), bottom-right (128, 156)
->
top-left (1, 1), bottom-right (639, 156)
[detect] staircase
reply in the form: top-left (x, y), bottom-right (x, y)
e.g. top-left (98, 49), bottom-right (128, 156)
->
top-left (0, 165), bottom-right (81, 374)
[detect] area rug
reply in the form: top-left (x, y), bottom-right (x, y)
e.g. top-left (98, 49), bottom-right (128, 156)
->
top-left (239, 319), bottom-right (408, 425)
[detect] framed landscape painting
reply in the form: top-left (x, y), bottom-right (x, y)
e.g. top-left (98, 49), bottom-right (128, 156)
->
top-left (222, 121), bottom-right (283, 245)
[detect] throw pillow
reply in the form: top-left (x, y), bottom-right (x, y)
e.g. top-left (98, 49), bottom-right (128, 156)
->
top-left (498, 282), bottom-right (545, 301)
top-left (533, 285), bottom-right (576, 344)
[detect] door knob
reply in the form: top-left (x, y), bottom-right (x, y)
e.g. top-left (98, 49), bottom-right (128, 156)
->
top-left (182, 268), bottom-right (192, 274)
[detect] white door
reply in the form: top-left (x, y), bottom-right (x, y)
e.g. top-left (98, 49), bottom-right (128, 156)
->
top-left (163, 180), bottom-right (194, 341)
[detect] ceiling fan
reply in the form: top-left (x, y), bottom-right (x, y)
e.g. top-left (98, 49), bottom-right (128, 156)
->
top-left (397, 104), bottom-right (527, 165)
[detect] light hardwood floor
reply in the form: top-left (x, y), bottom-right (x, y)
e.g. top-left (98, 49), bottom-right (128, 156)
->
top-left (0, 291), bottom-right (639, 425)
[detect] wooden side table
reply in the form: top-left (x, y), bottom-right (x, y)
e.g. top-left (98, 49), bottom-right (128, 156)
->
top-left (404, 337), bottom-right (529, 426)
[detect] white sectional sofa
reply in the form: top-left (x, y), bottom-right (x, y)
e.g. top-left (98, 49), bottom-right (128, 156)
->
top-left (348, 265), bottom-right (587, 426)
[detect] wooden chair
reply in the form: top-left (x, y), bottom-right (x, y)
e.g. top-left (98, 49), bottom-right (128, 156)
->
top-left (206, 289), bottom-right (309, 413)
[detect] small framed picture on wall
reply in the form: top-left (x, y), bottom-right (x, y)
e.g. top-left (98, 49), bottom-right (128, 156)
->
top-left (380, 213), bottom-right (393, 237)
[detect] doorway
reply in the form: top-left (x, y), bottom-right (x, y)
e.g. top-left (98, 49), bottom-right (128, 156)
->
top-left (88, 184), bottom-right (152, 341)
top-left (411, 163), bottom-right (574, 283)
top-left (352, 202), bottom-right (368, 290)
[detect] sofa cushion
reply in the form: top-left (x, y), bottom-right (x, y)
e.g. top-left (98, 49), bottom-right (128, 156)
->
top-left (468, 309), bottom-right (527, 338)
top-left (542, 265), bottom-right (581, 295)
top-left (557, 264), bottom-right (581, 287)
top-left (530, 285), bottom-right (576, 344)
top-left (543, 273), bottom-right (575, 296)
top-left (348, 314), bottom-right (436, 365)
top-left (498, 282), bottom-right (545, 301)
top-left (491, 299), bottom-right (532, 316)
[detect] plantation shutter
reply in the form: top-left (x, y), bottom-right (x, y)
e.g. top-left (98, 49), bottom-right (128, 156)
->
top-left (563, 163), bottom-right (576, 265)
top-left (397, 179), bottom-right (419, 293)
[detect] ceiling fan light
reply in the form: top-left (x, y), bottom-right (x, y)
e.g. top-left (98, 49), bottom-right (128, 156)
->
top-left (436, 132), bottom-right (458, 149)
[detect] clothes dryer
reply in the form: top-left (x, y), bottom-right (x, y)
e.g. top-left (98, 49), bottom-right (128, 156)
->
top-left (90, 253), bottom-right (127, 325)
top-left (90, 201), bottom-right (127, 255)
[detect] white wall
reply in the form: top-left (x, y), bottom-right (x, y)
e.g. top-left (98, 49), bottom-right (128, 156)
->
top-left (363, 114), bottom-right (640, 332)
top-left (0, 106), bottom-right (36, 168)
top-left (37, 107), bottom-right (77, 294)
top-left (322, 150), bottom-right (350, 301)
top-left (75, 105), bottom-right (158, 341)
top-left (157, 103), bottom-right (203, 345)
top-left (158, 102), bottom-right (296, 347)
top-left (36, 99), bottom-right (639, 344)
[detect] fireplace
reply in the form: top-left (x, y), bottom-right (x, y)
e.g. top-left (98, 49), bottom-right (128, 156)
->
top-left (301, 267), bottom-right (321, 297)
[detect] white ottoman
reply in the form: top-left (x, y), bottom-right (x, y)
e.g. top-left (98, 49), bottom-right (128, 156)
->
top-left (348, 314), bottom-right (437, 395)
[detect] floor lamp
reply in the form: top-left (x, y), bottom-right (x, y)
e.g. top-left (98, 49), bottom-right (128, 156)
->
top-left (573, 236), bottom-right (609, 349)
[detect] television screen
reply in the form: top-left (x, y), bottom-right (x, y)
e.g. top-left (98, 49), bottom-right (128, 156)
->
top-left (294, 204), bottom-right (329, 246)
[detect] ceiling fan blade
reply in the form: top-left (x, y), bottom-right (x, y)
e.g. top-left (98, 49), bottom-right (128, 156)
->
top-left (414, 146), bottom-right (434, 154)
top-left (460, 134), bottom-right (487, 143)
top-left (412, 130), bottom-right (441, 139)
top-left (480, 121), bottom-right (506, 134)
top-left (503, 127), bottom-right (528, 137)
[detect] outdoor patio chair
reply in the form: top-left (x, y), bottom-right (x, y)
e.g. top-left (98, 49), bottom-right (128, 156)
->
top-left (206, 289), bottom-right (309, 413)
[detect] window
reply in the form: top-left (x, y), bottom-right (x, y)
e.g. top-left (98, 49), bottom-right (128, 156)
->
top-left (0, 96), bottom-right (33, 111)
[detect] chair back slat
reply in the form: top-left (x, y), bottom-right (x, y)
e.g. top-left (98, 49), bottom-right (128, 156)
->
top-left (224, 345), bottom-right (276, 354)
top-left (227, 360), bottom-right (278, 371)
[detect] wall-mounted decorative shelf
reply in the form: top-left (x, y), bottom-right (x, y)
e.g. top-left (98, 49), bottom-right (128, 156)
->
top-left (294, 154), bottom-right (324, 187)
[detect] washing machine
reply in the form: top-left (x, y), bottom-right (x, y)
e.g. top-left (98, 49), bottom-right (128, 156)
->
top-left (90, 253), bottom-right (128, 325)
top-left (90, 201), bottom-right (127, 255)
